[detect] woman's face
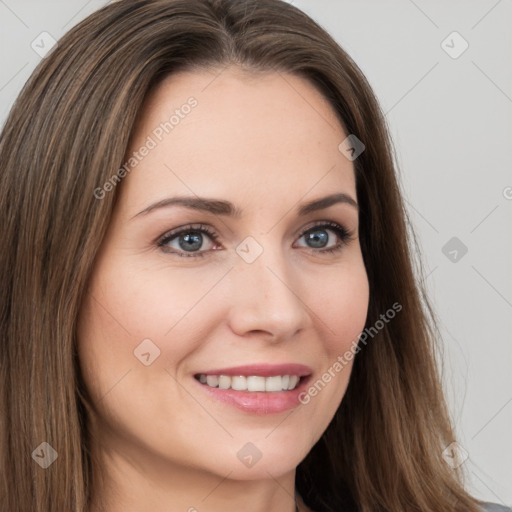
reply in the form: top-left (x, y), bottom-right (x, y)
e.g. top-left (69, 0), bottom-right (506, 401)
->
top-left (78, 67), bottom-right (369, 484)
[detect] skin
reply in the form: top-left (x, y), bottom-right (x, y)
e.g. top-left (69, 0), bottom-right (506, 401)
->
top-left (77, 66), bottom-right (369, 512)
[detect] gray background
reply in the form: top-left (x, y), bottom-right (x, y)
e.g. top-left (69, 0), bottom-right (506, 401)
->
top-left (1, 0), bottom-right (511, 505)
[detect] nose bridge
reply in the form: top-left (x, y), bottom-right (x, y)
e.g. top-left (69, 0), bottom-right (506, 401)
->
top-left (227, 237), bottom-right (309, 338)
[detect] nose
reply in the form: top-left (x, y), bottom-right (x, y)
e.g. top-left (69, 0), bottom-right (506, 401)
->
top-left (225, 245), bottom-right (312, 342)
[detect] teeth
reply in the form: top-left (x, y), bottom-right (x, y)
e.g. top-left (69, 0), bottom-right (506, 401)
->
top-left (288, 375), bottom-right (298, 390)
top-left (206, 375), bottom-right (219, 387)
top-left (218, 375), bottom-right (231, 389)
top-left (197, 374), bottom-right (302, 392)
top-left (265, 376), bottom-right (282, 392)
top-left (247, 376), bottom-right (265, 392)
top-left (231, 376), bottom-right (247, 391)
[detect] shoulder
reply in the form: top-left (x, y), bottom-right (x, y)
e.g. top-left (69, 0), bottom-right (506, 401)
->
top-left (479, 503), bottom-right (511, 512)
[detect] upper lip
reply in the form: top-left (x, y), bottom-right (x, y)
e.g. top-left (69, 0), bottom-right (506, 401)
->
top-left (195, 363), bottom-right (312, 378)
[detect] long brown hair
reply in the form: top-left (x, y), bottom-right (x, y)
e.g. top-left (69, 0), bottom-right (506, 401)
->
top-left (0, 1), bottom-right (485, 511)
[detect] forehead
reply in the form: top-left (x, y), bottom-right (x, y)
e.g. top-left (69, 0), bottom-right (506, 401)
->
top-left (119, 67), bottom-right (356, 210)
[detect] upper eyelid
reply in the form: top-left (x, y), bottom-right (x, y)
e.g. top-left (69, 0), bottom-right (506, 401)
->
top-left (157, 223), bottom-right (218, 245)
top-left (298, 220), bottom-right (349, 233)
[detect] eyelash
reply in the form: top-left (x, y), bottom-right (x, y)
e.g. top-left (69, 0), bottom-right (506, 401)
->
top-left (157, 221), bottom-right (354, 258)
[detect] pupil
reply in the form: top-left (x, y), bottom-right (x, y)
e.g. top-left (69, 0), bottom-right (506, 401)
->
top-left (179, 232), bottom-right (202, 251)
top-left (307, 229), bottom-right (328, 248)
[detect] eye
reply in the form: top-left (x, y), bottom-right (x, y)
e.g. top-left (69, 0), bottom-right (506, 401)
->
top-left (157, 221), bottom-right (354, 258)
top-left (157, 224), bottom-right (220, 257)
top-left (295, 221), bottom-right (353, 253)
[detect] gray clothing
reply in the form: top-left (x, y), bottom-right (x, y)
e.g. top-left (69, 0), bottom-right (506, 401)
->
top-left (480, 503), bottom-right (511, 512)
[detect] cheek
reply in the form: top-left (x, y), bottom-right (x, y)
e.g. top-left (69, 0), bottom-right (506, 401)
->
top-left (310, 259), bottom-right (369, 358)
top-left (81, 258), bottom-right (230, 341)
top-left (75, 259), bottom-right (232, 396)
top-left (288, 261), bottom-right (368, 447)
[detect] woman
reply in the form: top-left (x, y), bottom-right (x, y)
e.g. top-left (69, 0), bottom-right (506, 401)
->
top-left (0, 1), bottom-right (508, 511)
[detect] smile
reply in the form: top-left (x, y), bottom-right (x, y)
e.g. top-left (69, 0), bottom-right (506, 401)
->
top-left (195, 374), bottom-right (301, 392)
top-left (193, 363), bottom-right (312, 414)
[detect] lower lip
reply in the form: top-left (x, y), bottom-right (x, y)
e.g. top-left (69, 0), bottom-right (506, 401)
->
top-left (194, 376), bottom-right (311, 414)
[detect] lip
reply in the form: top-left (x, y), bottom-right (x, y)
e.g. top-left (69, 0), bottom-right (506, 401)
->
top-left (195, 363), bottom-right (312, 377)
top-left (193, 363), bottom-right (313, 415)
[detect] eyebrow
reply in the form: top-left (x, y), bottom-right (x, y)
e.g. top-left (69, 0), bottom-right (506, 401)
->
top-left (132, 192), bottom-right (358, 219)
